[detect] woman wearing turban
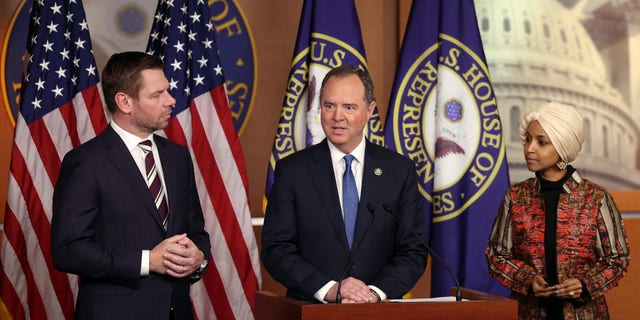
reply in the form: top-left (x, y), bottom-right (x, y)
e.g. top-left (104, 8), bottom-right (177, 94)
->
top-left (486, 101), bottom-right (630, 319)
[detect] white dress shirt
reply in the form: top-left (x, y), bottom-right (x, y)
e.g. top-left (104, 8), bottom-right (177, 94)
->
top-left (110, 121), bottom-right (168, 276)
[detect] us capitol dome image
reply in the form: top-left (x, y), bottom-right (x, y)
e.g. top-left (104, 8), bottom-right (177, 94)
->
top-left (474, 0), bottom-right (640, 189)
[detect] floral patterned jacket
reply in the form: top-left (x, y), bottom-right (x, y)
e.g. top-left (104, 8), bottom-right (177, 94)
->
top-left (486, 170), bottom-right (630, 320)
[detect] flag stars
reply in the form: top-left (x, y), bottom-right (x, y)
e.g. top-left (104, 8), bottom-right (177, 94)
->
top-left (79, 19), bottom-right (89, 30)
top-left (60, 48), bottom-right (70, 60)
top-left (169, 78), bottom-right (179, 90)
top-left (46, 21), bottom-right (58, 33)
top-left (170, 59), bottom-right (182, 71)
top-left (51, 2), bottom-right (63, 15)
top-left (190, 12), bottom-right (201, 23)
top-left (188, 31), bottom-right (197, 41)
top-left (21, 0), bottom-right (103, 131)
top-left (178, 22), bottom-right (187, 33)
top-left (35, 78), bottom-right (46, 91)
top-left (86, 64), bottom-right (96, 76)
top-left (202, 38), bottom-right (213, 49)
top-left (163, 17), bottom-right (171, 27)
top-left (39, 59), bottom-right (50, 71)
top-left (43, 40), bottom-right (54, 52)
top-left (149, 1), bottom-right (228, 106)
top-left (193, 74), bottom-right (204, 86)
top-left (32, 97), bottom-right (43, 110)
top-left (173, 41), bottom-right (185, 52)
top-left (197, 56), bottom-right (208, 68)
top-left (75, 38), bottom-right (86, 49)
top-left (56, 66), bottom-right (67, 79)
top-left (51, 85), bottom-right (64, 97)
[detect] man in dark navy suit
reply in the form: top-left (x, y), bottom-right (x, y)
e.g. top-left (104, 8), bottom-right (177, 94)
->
top-left (262, 66), bottom-right (427, 304)
top-left (51, 51), bottom-right (210, 319)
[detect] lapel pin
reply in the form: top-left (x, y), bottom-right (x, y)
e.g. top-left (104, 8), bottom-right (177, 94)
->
top-left (374, 168), bottom-right (383, 176)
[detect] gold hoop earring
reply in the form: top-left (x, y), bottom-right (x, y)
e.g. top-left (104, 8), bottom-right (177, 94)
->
top-left (557, 161), bottom-right (567, 170)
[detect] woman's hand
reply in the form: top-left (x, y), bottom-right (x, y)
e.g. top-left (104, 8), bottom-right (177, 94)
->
top-left (532, 275), bottom-right (583, 299)
top-left (531, 275), bottom-right (556, 297)
top-left (556, 278), bottom-right (583, 299)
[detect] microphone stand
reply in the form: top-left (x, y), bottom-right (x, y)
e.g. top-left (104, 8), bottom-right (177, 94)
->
top-left (382, 203), bottom-right (462, 301)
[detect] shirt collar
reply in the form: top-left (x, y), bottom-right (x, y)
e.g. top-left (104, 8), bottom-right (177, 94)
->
top-left (327, 136), bottom-right (366, 166)
top-left (110, 121), bottom-right (154, 152)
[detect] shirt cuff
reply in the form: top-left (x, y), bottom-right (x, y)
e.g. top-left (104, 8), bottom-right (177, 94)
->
top-left (314, 280), bottom-right (337, 303)
top-left (368, 285), bottom-right (386, 301)
top-left (141, 250), bottom-right (149, 276)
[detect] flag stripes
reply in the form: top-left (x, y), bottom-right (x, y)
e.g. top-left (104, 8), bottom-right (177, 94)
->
top-left (0, 1), bottom-right (107, 318)
top-left (146, 1), bottom-right (261, 318)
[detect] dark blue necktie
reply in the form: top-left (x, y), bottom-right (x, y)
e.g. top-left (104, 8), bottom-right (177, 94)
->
top-left (342, 154), bottom-right (359, 249)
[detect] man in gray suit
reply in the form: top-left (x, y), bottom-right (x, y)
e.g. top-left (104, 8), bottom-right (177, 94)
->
top-left (262, 66), bottom-right (427, 304)
top-left (51, 51), bottom-right (210, 319)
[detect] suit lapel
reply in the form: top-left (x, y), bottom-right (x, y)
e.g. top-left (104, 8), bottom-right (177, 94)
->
top-left (155, 135), bottom-right (179, 231)
top-left (353, 141), bottom-right (385, 249)
top-left (308, 141), bottom-right (351, 254)
top-left (101, 126), bottom-right (165, 230)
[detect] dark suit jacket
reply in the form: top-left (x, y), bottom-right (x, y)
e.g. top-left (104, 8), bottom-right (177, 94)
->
top-left (51, 125), bottom-right (210, 320)
top-left (261, 139), bottom-right (427, 302)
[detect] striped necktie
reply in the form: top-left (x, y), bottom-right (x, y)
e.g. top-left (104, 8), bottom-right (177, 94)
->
top-left (342, 154), bottom-right (359, 249)
top-left (139, 140), bottom-right (168, 229)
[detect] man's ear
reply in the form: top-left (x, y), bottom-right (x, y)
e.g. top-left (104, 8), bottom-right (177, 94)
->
top-left (114, 92), bottom-right (131, 114)
top-left (366, 101), bottom-right (376, 119)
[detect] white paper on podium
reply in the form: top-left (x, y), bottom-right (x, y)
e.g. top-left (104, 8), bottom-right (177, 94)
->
top-left (387, 297), bottom-right (469, 303)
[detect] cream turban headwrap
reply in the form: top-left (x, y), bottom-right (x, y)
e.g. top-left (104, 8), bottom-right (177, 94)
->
top-left (519, 101), bottom-right (585, 163)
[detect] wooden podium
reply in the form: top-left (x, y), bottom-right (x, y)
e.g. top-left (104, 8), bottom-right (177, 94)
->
top-left (255, 288), bottom-right (517, 320)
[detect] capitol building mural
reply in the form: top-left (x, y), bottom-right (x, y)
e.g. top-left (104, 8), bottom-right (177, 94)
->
top-left (475, 0), bottom-right (640, 189)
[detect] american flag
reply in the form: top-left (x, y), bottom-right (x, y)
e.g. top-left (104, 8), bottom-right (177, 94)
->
top-left (0, 0), bottom-right (107, 319)
top-left (146, 0), bottom-right (261, 319)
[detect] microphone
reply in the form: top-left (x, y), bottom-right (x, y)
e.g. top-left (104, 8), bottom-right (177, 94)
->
top-left (336, 202), bottom-right (376, 303)
top-left (382, 203), bottom-right (462, 301)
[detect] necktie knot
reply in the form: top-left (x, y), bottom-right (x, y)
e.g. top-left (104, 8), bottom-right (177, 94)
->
top-left (139, 140), bottom-right (152, 153)
top-left (344, 154), bottom-right (355, 168)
